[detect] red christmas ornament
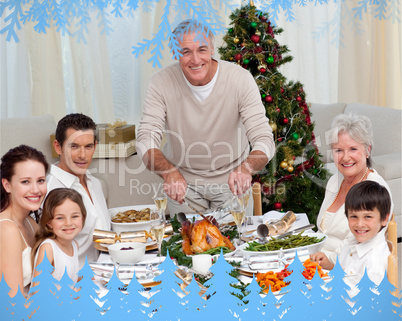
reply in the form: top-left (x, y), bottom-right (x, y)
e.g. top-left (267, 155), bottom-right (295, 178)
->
top-left (275, 108), bottom-right (281, 113)
top-left (265, 95), bottom-right (273, 103)
top-left (234, 53), bottom-right (242, 61)
top-left (280, 87), bottom-right (285, 94)
top-left (296, 96), bottom-right (302, 102)
top-left (260, 68), bottom-right (266, 73)
top-left (282, 118), bottom-right (289, 125)
top-left (274, 202), bottom-right (282, 210)
top-left (251, 34), bottom-right (260, 43)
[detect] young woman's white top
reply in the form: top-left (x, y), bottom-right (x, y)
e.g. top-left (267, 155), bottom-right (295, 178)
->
top-left (0, 218), bottom-right (34, 289)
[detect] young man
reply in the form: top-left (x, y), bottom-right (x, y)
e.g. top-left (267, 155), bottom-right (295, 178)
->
top-left (47, 113), bottom-right (110, 267)
top-left (137, 20), bottom-right (275, 216)
top-left (311, 180), bottom-right (391, 292)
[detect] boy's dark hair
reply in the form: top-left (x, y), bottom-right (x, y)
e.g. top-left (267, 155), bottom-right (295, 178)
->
top-left (345, 180), bottom-right (391, 221)
top-left (55, 113), bottom-right (96, 147)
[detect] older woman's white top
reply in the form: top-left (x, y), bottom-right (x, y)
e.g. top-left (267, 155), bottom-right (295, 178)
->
top-left (317, 169), bottom-right (394, 263)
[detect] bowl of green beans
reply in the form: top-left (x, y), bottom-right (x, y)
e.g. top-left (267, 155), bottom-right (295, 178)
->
top-left (239, 232), bottom-right (327, 257)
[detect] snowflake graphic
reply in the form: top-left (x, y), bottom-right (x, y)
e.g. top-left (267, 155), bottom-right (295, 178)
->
top-left (1, 0), bottom-right (400, 66)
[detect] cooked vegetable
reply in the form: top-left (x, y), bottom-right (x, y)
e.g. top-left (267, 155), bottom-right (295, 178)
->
top-left (257, 259), bottom-right (328, 293)
top-left (256, 268), bottom-right (291, 293)
top-left (301, 258), bottom-right (328, 280)
top-left (244, 232), bottom-right (325, 252)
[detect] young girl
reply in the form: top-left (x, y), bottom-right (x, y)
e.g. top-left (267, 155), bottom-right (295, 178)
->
top-left (0, 145), bottom-right (48, 297)
top-left (31, 188), bottom-right (86, 286)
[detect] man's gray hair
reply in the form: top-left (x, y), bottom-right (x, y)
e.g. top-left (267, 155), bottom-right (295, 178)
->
top-left (171, 19), bottom-right (215, 45)
top-left (328, 113), bottom-right (373, 167)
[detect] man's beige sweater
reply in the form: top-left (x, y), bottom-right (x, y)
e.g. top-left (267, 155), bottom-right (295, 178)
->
top-left (137, 59), bottom-right (274, 185)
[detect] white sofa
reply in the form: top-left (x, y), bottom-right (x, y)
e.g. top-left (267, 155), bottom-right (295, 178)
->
top-left (310, 103), bottom-right (401, 238)
top-left (1, 104), bottom-right (401, 238)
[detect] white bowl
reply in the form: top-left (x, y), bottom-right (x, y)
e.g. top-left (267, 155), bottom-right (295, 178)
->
top-left (108, 242), bottom-right (146, 264)
top-left (109, 205), bottom-right (158, 233)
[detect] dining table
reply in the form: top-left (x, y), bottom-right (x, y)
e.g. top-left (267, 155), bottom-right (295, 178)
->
top-left (90, 210), bottom-right (321, 299)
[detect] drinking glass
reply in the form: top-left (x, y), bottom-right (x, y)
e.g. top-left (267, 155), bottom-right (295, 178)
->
top-left (153, 188), bottom-right (167, 224)
top-left (230, 196), bottom-right (246, 247)
top-left (150, 210), bottom-right (166, 263)
top-left (238, 186), bottom-right (251, 209)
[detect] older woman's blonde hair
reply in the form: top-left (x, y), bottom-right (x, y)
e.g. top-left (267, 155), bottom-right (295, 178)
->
top-left (328, 113), bottom-right (373, 167)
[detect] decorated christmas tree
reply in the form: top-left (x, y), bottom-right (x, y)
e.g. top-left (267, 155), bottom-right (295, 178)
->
top-left (218, 3), bottom-right (329, 223)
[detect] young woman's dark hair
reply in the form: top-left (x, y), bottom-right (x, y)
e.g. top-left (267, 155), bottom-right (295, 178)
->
top-left (1, 145), bottom-right (49, 219)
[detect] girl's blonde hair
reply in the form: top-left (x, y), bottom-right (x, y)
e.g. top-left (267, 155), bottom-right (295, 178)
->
top-left (31, 188), bottom-right (86, 267)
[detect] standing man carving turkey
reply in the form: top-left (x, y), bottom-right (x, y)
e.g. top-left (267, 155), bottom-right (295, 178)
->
top-left (137, 20), bottom-right (275, 216)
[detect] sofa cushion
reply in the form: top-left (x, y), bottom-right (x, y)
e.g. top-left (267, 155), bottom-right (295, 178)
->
top-left (309, 103), bottom-right (347, 163)
top-left (0, 115), bottom-right (56, 163)
top-left (371, 153), bottom-right (402, 181)
top-left (345, 103), bottom-right (402, 157)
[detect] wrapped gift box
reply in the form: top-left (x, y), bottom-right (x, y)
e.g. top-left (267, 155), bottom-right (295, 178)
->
top-left (92, 139), bottom-right (136, 158)
top-left (50, 134), bottom-right (136, 159)
top-left (97, 123), bottom-right (135, 144)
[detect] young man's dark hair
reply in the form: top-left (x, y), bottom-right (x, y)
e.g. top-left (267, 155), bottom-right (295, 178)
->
top-left (345, 180), bottom-right (391, 222)
top-left (55, 113), bottom-right (96, 147)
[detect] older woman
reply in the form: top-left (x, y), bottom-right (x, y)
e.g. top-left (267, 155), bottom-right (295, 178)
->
top-left (317, 114), bottom-right (394, 262)
top-left (0, 145), bottom-right (48, 297)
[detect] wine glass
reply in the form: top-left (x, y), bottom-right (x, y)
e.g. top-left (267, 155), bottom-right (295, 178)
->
top-left (230, 196), bottom-right (246, 247)
top-left (153, 188), bottom-right (167, 224)
top-left (238, 186), bottom-right (251, 209)
top-left (150, 210), bottom-right (166, 263)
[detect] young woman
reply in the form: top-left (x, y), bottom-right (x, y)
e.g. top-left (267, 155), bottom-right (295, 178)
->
top-left (0, 145), bottom-right (48, 297)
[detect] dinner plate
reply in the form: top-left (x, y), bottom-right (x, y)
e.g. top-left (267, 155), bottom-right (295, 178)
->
top-left (94, 240), bottom-right (158, 252)
top-left (95, 266), bottom-right (162, 288)
top-left (239, 232), bottom-right (327, 256)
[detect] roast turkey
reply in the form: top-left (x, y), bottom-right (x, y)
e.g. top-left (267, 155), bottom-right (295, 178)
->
top-left (181, 218), bottom-right (235, 255)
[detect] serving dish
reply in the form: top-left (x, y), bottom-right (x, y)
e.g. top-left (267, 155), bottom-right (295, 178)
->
top-left (239, 232), bottom-right (327, 257)
top-left (109, 204), bottom-right (158, 233)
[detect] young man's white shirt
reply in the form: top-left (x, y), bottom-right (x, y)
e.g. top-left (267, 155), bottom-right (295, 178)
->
top-left (336, 230), bottom-right (390, 297)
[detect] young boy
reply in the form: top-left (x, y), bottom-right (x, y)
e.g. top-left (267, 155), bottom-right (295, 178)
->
top-left (310, 180), bottom-right (391, 289)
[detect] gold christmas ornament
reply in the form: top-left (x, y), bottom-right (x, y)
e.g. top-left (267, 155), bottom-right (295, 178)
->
top-left (269, 121), bottom-right (277, 131)
top-left (280, 161), bottom-right (288, 169)
top-left (287, 166), bottom-right (294, 172)
top-left (234, 37), bottom-right (240, 44)
top-left (288, 159), bottom-right (294, 166)
top-left (255, 30), bottom-right (261, 36)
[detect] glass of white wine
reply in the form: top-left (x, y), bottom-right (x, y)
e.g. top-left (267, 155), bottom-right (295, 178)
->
top-left (153, 188), bottom-right (167, 224)
top-left (237, 187), bottom-right (251, 209)
top-left (230, 196), bottom-right (246, 247)
top-left (150, 210), bottom-right (166, 263)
